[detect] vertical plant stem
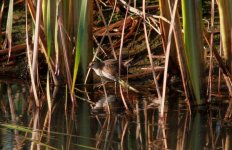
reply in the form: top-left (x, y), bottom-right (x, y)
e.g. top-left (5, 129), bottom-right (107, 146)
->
top-left (168, 0), bottom-right (191, 109)
top-left (160, 0), bottom-right (178, 117)
top-left (142, 0), bottom-right (161, 101)
top-left (118, 0), bottom-right (131, 111)
top-left (208, 0), bottom-right (215, 101)
top-left (218, 42), bottom-right (222, 93)
top-left (218, 0), bottom-right (232, 71)
top-left (182, 0), bottom-right (205, 104)
top-left (32, 0), bottom-right (42, 81)
top-left (46, 72), bottom-right (52, 111)
top-left (26, 0), bottom-right (39, 107)
top-left (59, 19), bottom-right (75, 104)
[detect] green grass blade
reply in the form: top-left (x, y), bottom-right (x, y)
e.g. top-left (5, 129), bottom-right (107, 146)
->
top-left (46, 0), bottom-right (52, 58)
top-left (72, 0), bottom-right (88, 92)
top-left (118, 79), bottom-right (139, 93)
top-left (1, 124), bottom-right (58, 149)
top-left (1, 123), bottom-right (32, 133)
top-left (182, 0), bottom-right (205, 104)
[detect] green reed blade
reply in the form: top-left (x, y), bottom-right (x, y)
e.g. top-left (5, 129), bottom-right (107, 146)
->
top-left (72, 0), bottom-right (88, 92)
top-left (182, 0), bottom-right (205, 104)
top-left (46, 0), bottom-right (52, 58)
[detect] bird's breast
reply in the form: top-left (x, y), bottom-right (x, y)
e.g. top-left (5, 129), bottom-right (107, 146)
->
top-left (92, 68), bottom-right (102, 76)
top-left (101, 71), bottom-right (117, 81)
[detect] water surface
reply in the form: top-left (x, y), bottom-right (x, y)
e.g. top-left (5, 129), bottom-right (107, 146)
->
top-left (0, 82), bottom-right (231, 150)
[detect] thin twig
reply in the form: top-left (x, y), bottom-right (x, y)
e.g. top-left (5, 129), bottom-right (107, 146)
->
top-left (142, 0), bottom-right (161, 101)
top-left (118, 0), bottom-right (131, 111)
top-left (58, 18), bottom-right (76, 105)
top-left (94, 0), bottom-right (117, 59)
top-left (207, 0), bottom-right (215, 102)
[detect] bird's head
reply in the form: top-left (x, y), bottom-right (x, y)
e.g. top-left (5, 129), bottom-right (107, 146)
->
top-left (89, 61), bottom-right (101, 69)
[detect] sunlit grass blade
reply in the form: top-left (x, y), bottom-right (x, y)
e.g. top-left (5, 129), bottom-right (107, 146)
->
top-left (218, 0), bottom-right (232, 71)
top-left (46, 0), bottom-right (52, 58)
top-left (6, 0), bottom-right (14, 58)
top-left (42, 0), bottom-right (47, 30)
top-left (32, 0), bottom-right (42, 79)
top-left (54, 0), bottom-right (60, 72)
top-left (46, 71), bottom-right (52, 111)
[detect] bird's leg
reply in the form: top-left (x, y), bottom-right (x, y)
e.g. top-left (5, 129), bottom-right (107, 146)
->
top-left (93, 77), bottom-right (108, 89)
top-left (93, 81), bottom-right (105, 89)
top-left (101, 78), bottom-right (111, 114)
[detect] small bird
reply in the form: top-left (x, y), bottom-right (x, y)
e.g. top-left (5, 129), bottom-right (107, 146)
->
top-left (89, 59), bottom-right (139, 93)
top-left (89, 59), bottom-right (125, 81)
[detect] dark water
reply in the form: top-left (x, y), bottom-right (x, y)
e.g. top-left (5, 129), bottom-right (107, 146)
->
top-left (0, 82), bottom-right (232, 150)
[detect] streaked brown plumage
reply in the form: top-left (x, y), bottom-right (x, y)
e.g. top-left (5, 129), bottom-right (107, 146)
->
top-left (89, 59), bottom-right (127, 81)
top-left (89, 59), bottom-right (139, 93)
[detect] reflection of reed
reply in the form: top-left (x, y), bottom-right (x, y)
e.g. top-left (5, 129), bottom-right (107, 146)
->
top-left (42, 110), bottom-right (52, 147)
top-left (176, 106), bottom-right (190, 150)
top-left (224, 98), bottom-right (232, 119)
top-left (7, 84), bottom-right (26, 149)
top-left (95, 115), bottom-right (118, 149)
top-left (30, 109), bottom-right (40, 149)
top-left (7, 84), bottom-right (16, 122)
top-left (120, 118), bottom-right (128, 149)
